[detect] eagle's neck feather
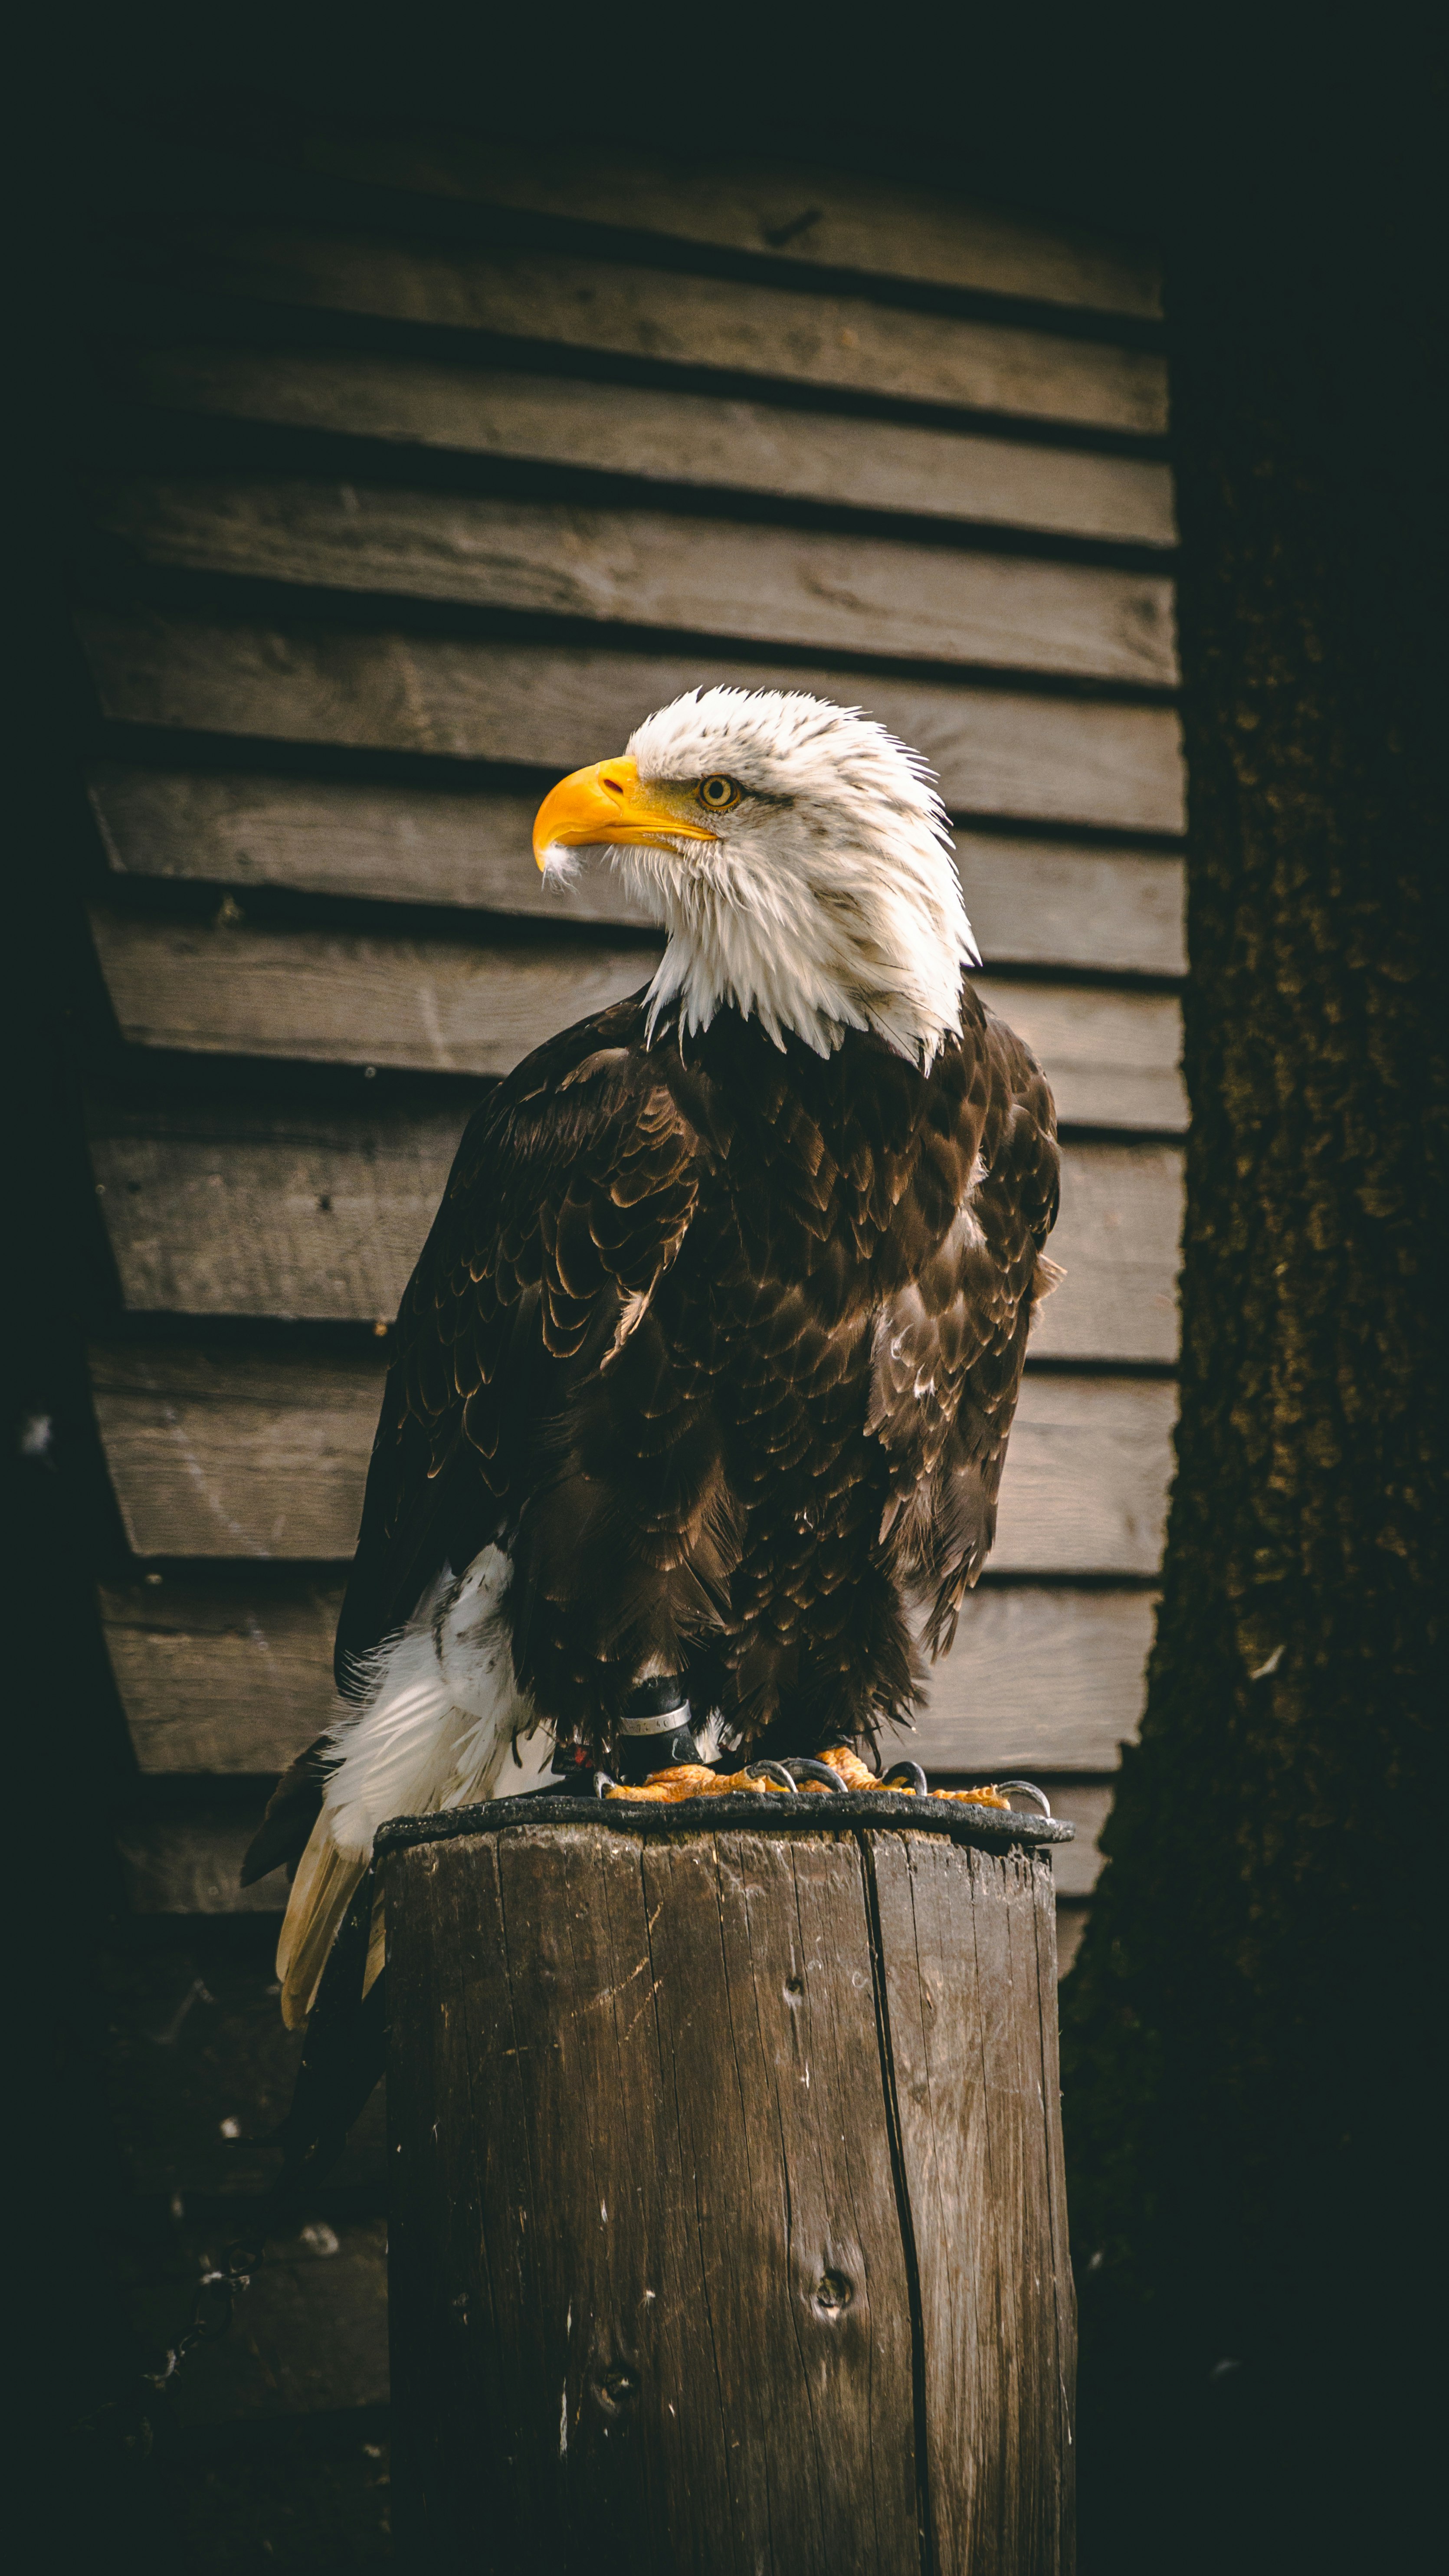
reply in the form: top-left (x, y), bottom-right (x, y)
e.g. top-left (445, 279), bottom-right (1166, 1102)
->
top-left (622, 831), bottom-right (974, 1068)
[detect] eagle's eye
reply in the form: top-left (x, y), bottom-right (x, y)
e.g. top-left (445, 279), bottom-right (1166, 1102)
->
top-left (697, 774), bottom-right (742, 813)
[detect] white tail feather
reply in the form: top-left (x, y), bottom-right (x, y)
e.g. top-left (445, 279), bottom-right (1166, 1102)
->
top-left (275, 1547), bottom-right (537, 2023)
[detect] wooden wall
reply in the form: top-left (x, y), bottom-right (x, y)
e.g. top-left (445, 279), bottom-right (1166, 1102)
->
top-left (71, 111), bottom-right (1177, 2545)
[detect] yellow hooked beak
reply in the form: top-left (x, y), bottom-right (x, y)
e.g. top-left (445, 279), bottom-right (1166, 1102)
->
top-left (532, 755), bottom-right (719, 872)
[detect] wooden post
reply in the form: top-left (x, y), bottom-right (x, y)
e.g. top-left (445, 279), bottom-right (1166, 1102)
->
top-left (381, 1796), bottom-right (1076, 2574)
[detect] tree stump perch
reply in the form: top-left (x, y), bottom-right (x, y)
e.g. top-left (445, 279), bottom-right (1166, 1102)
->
top-left (381, 1794), bottom-right (1076, 2573)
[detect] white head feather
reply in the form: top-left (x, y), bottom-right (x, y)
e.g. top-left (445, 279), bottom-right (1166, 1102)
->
top-left (592, 688), bottom-right (978, 1066)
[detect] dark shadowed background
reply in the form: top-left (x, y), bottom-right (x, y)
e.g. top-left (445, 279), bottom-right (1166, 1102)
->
top-left (7, 5), bottom-right (1441, 2568)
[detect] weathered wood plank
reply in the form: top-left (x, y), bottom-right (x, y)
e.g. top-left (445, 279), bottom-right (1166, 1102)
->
top-left (99, 1573), bottom-right (343, 1770)
top-left (116, 347), bottom-right (1178, 546)
top-left (87, 1103), bottom-right (1181, 1359)
top-left (1033, 1142), bottom-right (1182, 1360)
top-left (980, 985), bottom-right (1183, 1134)
top-left (88, 905), bottom-right (1186, 1128)
top-left (992, 1376), bottom-right (1176, 1576)
top-left (884, 1588), bottom-right (1156, 1773)
top-left (98, 1570), bottom-right (559, 1783)
top-left (118, 223), bottom-right (1169, 435)
top-left (88, 903), bottom-right (654, 1080)
top-left (384, 1834), bottom-right (544, 2556)
top-left (90, 475), bottom-right (1178, 686)
top-left (90, 1341), bottom-right (1175, 1573)
top-left (1054, 1905), bottom-right (1089, 1976)
top-left (90, 1340), bottom-right (383, 1562)
top-left (100, 1573), bottom-right (1148, 1777)
top-left (88, 764), bottom-right (1187, 974)
top-left (88, 762), bottom-right (643, 927)
top-left (871, 1837), bottom-right (1073, 2566)
top-left (215, 123), bottom-right (1161, 318)
top-left (78, 611), bottom-right (1187, 833)
top-left (88, 1100), bottom-right (470, 1327)
top-left (961, 832), bottom-right (1185, 977)
top-left (387, 1820), bottom-right (1074, 2562)
top-left (387, 1825), bottom-right (921, 2570)
top-left (671, 1830), bottom-right (919, 2569)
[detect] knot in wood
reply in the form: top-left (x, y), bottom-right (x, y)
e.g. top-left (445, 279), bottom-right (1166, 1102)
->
top-left (815, 2270), bottom-right (854, 2315)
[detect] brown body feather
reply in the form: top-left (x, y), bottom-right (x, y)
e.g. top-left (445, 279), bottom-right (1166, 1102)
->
top-left (249, 979), bottom-right (1057, 1894)
top-left (325, 981), bottom-right (1059, 1775)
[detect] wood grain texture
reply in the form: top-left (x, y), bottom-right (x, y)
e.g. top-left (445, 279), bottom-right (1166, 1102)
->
top-left (958, 832), bottom-right (1185, 978)
top-left (88, 1099), bottom-right (471, 1327)
top-left (117, 347), bottom-right (1178, 546)
top-left (88, 903), bottom-right (1186, 1127)
top-left (981, 983), bottom-right (1183, 1134)
top-left (90, 474), bottom-right (1179, 685)
top-left (88, 903), bottom-right (654, 1080)
top-left (869, 1834), bottom-right (1074, 2569)
top-left (99, 1573), bottom-right (343, 1770)
top-left (88, 1102), bottom-right (1181, 1359)
top-left (991, 1376), bottom-right (1177, 1576)
top-left (386, 1821), bottom-right (1072, 2570)
top-left (98, 1571), bottom-right (556, 1784)
top-left (387, 1825), bottom-right (917, 2572)
top-left (885, 1589), bottom-right (1156, 1773)
top-left (90, 1340), bottom-right (1176, 1574)
top-left (1054, 1905), bottom-right (1089, 1977)
top-left (1034, 1141), bottom-right (1183, 1361)
top-left (120, 223), bottom-right (1169, 435)
top-left (88, 762), bottom-right (650, 927)
top-left (222, 125), bottom-right (1161, 318)
top-left (89, 1339), bottom-right (383, 1561)
top-left (78, 611), bottom-right (1188, 832)
top-left (101, 1574), bottom-right (1148, 1778)
top-left (89, 763), bottom-right (1187, 974)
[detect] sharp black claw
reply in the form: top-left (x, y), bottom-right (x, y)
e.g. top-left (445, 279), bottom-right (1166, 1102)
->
top-left (995, 1778), bottom-right (1052, 1817)
top-left (751, 1759), bottom-right (799, 1793)
top-left (780, 1758), bottom-right (848, 1793)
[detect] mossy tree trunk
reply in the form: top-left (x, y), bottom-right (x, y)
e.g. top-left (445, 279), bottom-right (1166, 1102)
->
top-left (1060, 124), bottom-right (1444, 2576)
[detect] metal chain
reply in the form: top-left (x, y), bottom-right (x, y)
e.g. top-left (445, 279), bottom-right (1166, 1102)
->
top-left (141, 2232), bottom-right (266, 2393)
top-left (68, 2229), bottom-right (266, 2458)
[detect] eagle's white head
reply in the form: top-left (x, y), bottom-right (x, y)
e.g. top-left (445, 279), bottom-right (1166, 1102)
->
top-left (532, 687), bottom-right (979, 1066)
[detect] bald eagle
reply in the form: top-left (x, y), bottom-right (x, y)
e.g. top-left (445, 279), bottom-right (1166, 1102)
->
top-left (244, 689), bottom-right (1061, 2033)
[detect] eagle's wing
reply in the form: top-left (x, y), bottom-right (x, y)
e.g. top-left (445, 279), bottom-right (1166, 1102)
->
top-left (243, 993), bottom-right (712, 1893)
top-left (868, 999), bottom-right (1061, 1651)
top-left (335, 997), bottom-right (710, 1689)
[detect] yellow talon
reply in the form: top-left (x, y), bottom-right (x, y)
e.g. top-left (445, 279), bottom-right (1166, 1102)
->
top-left (603, 1753), bottom-right (1014, 1808)
top-left (605, 1763), bottom-right (790, 1803)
